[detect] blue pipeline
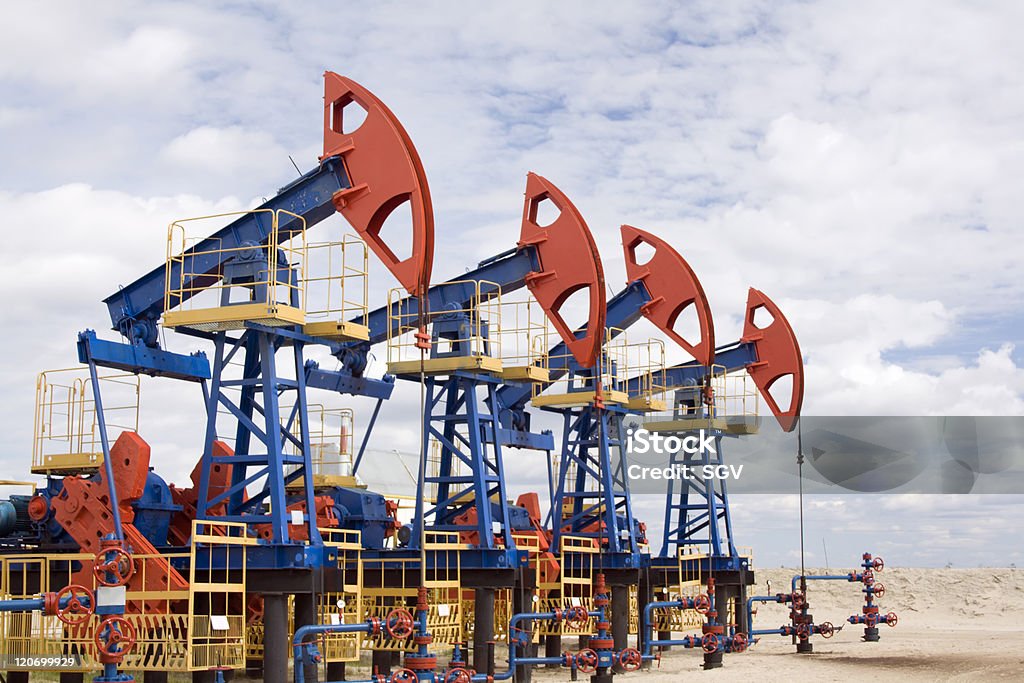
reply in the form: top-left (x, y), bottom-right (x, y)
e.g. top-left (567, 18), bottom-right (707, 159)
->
top-left (0, 593), bottom-right (93, 614)
top-left (641, 599), bottom-right (684, 658)
top-left (749, 626), bottom-right (790, 637)
top-left (0, 597), bottom-right (46, 612)
top-left (791, 574), bottom-right (854, 593)
top-left (491, 611), bottom-right (598, 680)
top-left (746, 594), bottom-right (788, 632)
top-left (293, 622), bottom-right (379, 683)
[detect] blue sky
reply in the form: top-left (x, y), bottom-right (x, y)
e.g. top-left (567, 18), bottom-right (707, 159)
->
top-left (0, 1), bottom-right (1021, 567)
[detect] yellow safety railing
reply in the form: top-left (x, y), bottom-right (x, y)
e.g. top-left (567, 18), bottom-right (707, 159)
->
top-left (284, 405), bottom-right (358, 489)
top-left (537, 535), bottom-right (598, 636)
top-left (619, 338), bottom-right (668, 412)
top-left (644, 364), bottom-right (760, 435)
top-left (496, 296), bottom-right (551, 382)
top-left (32, 368), bottom-right (140, 474)
top-left (317, 529), bottom-right (364, 664)
top-left (386, 280), bottom-right (503, 376)
top-left (531, 328), bottom-right (631, 408)
top-left (188, 520), bottom-right (252, 672)
top-left (164, 209), bottom-right (307, 331)
top-left (0, 537), bottom-right (247, 674)
top-left (303, 236), bottom-right (370, 341)
top-left (361, 532), bottom-right (465, 651)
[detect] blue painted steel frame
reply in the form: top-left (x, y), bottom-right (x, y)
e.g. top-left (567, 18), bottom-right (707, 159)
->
top-left (102, 158), bottom-right (352, 344)
top-left (410, 370), bottom-right (519, 569)
top-left (195, 328), bottom-right (323, 551)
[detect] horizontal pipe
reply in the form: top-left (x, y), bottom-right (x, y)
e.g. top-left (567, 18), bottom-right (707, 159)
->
top-left (791, 574), bottom-right (854, 593)
top-left (492, 610), bottom-right (602, 681)
top-left (642, 600), bottom-right (684, 657)
top-left (750, 627), bottom-right (789, 637)
top-left (0, 598), bottom-right (45, 612)
top-left (746, 594), bottom-right (787, 628)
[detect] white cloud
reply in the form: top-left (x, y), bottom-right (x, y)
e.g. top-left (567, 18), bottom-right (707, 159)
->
top-left (0, 1), bottom-right (1021, 566)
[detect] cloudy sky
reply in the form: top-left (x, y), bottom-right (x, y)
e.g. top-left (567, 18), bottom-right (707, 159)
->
top-left (0, 1), bottom-right (1021, 568)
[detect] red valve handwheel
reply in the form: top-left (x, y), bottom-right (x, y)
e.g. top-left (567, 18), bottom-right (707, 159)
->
top-left (618, 647), bottom-right (643, 671)
top-left (818, 622), bottom-right (835, 639)
top-left (385, 608), bottom-right (415, 639)
top-left (732, 632), bottom-right (749, 652)
top-left (872, 583), bottom-right (886, 599)
top-left (94, 616), bottom-right (137, 658)
top-left (885, 612), bottom-right (898, 627)
top-left (701, 633), bottom-right (719, 653)
top-left (444, 668), bottom-right (473, 683)
top-left (792, 592), bottom-right (806, 609)
top-left (389, 668), bottom-right (418, 683)
top-left (575, 648), bottom-right (598, 673)
top-left (564, 605), bottom-right (589, 630)
top-left (796, 623), bottom-right (810, 641)
top-left (872, 557), bottom-right (885, 571)
top-left (692, 594), bottom-right (711, 615)
top-left (55, 584), bottom-right (94, 626)
top-left (577, 651), bottom-right (598, 675)
top-left (93, 547), bottom-right (135, 587)
top-left (865, 613), bottom-right (878, 627)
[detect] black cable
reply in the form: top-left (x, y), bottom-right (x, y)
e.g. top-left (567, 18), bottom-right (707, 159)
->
top-left (797, 420), bottom-right (806, 597)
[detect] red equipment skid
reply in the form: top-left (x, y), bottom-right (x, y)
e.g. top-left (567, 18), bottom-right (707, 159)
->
top-left (47, 432), bottom-right (189, 612)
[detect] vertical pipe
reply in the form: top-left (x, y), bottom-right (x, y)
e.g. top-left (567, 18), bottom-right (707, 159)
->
top-left (472, 587), bottom-right (496, 673)
top-left (264, 594), bottom-right (289, 683)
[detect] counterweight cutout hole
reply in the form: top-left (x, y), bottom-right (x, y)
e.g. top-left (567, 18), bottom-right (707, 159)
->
top-left (751, 304), bottom-right (775, 330)
top-left (530, 195), bottom-right (561, 229)
top-left (331, 97), bottom-right (369, 136)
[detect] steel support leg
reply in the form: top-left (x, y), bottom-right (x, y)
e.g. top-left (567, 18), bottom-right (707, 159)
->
top-left (326, 662), bottom-right (346, 681)
top-left (264, 594), bottom-right (289, 683)
top-left (295, 592), bottom-right (319, 683)
top-left (513, 584), bottom-right (533, 683)
top-left (473, 588), bottom-right (496, 673)
top-left (638, 573), bottom-right (654, 670)
top-left (545, 635), bottom-right (562, 668)
top-left (60, 675), bottom-right (85, 683)
top-left (611, 584), bottom-right (629, 673)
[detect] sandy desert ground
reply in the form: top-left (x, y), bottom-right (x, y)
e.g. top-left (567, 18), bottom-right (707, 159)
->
top-left (91, 567), bottom-right (1022, 682)
top-left (526, 567), bottom-right (1024, 682)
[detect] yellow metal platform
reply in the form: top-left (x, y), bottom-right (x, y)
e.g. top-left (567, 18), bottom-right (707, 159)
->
top-left (531, 389), bottom-right (628, 408)
top-left (162, 303), bottom-right (305, 331)
top-left (626, 396), bottom-right (668, 412)
top-left (303, 320), bottom-right (370, 341)
top-left (644, 417), bottom-right (760, 435)
top-left (387, 356), bottom-right (503, 377)
top-left (501, 365), bottom-right (551, 383)
top-left (31, 452), bottom-right (103, 475)
top-left (286, 474), bottom-right (367, 490)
